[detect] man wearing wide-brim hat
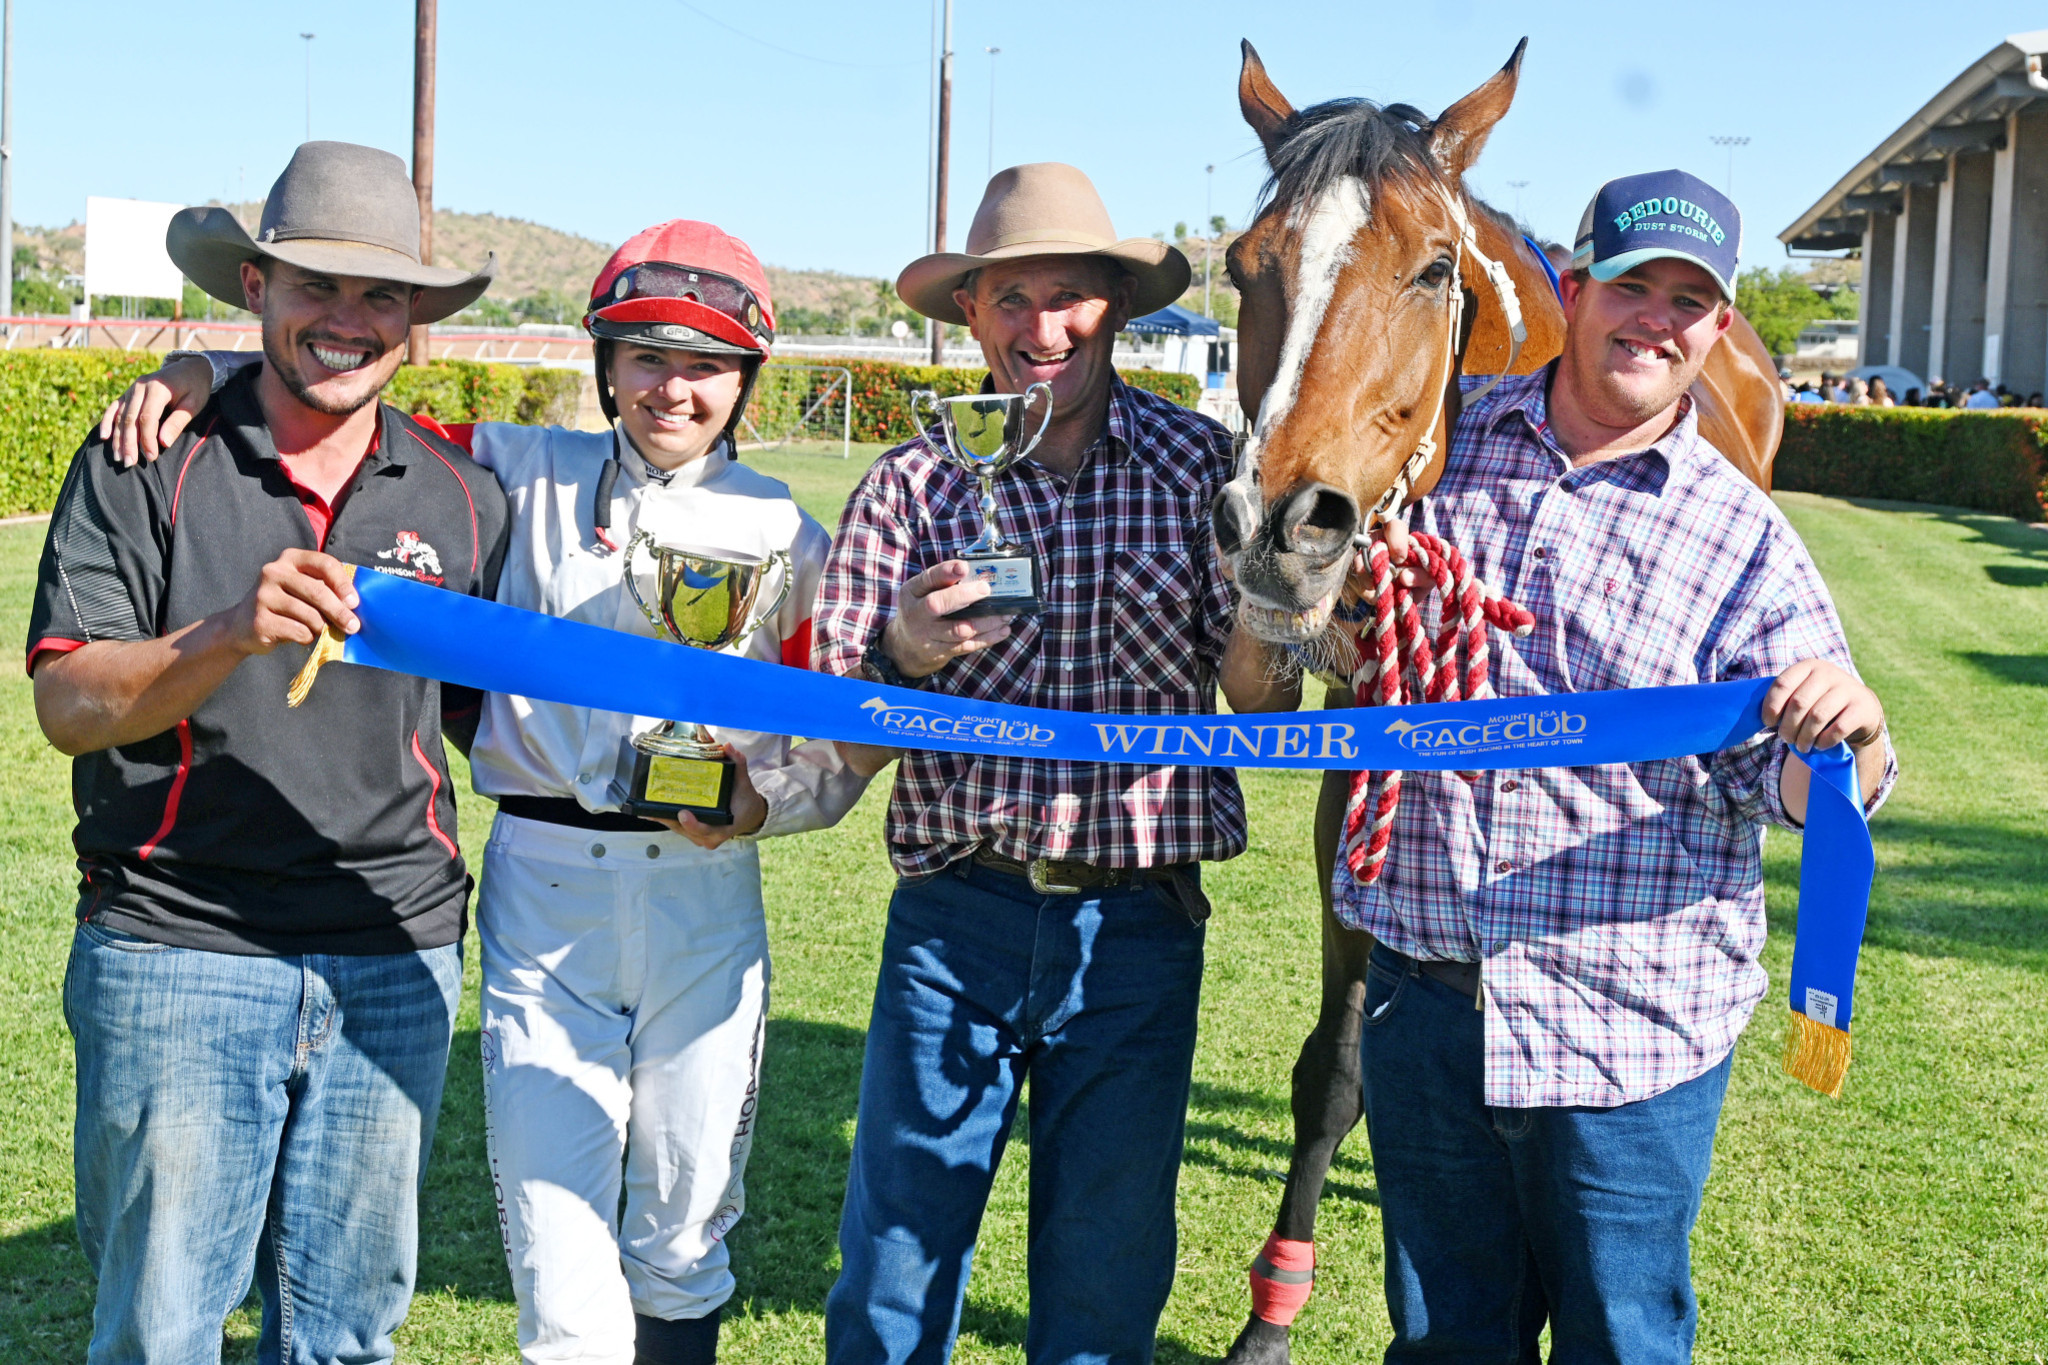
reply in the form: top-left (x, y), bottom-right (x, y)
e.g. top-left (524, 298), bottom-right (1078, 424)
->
top-left (29, 140), bottom-right (508, 1363)
top-left (814, 162), bottom-right (1299, 1360)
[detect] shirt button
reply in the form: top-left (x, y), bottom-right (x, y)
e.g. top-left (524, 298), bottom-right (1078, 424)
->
top-left (1499, 779), bottom-right (1519, 793)
top-left (578, 772), bottom-right (595, 785)
top-left (1143, 590), bottom-right (1158, 603)
top-left (1495, 860), bottom-right (1513, 874)
top-left (590, 842), bottom-right (607, 859)
top-left (1061, 661), bottom-right (1073, 672)
top-left (1531, 547), bottom-right (1550, 560)
top-left (646, 844), bottom-right (661, 859)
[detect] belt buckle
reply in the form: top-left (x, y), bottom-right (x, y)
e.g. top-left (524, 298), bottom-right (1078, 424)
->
top-left (1027, 857), bottom-right (1084, 895)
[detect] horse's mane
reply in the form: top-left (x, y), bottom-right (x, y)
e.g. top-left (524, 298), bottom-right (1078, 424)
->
top-left (1258, 99), bottom-right (1448, 219)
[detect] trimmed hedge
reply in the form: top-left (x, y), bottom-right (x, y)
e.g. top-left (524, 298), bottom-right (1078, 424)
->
top-left (1776, 406), bottom-right (2048, 522)
top-left (0, 353), bottom-right (588, 517)
top-left (0, 351), bottom-right (159, 517)
top-left (753, 358), bottom-right (1204, 446)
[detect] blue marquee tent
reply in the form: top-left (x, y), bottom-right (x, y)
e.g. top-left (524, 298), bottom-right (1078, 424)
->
top-left (1124, 303), bottom-right (1221, 337)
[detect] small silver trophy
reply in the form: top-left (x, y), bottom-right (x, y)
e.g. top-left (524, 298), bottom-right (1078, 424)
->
top-left (910, 383), bottom-right (1054, 618)
top-left (620, 532), bottom-right (791, 823)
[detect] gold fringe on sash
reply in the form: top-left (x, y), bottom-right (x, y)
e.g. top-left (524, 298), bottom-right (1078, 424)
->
top-left (1782, 1011), bottom-right (1851, 1098)
top-left (286, 625), bottom-right (349, 708)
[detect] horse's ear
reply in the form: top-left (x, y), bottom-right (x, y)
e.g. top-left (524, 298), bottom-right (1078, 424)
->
top-left (1239, 40), bottom-right (1295, 157)
top-left (1428, 37), bottom-right (1526, 179)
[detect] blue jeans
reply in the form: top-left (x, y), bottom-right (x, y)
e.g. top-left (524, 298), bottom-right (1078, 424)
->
top-left (825, 861), bottom-right (1207, 1365)
top-left (63, 922), bottom-right (462, 1365)
top-left (1358, 945), bottom-right (1733, 1364)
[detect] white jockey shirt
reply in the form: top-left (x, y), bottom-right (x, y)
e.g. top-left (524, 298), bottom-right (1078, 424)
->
top-left (462, 422), bottom-right (866, 839)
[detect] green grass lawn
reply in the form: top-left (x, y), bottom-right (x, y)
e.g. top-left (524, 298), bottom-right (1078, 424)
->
top-left (2, 467), bottom-right (2044, 1362)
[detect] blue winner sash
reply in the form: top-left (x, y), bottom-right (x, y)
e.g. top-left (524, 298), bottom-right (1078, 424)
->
top-left (306, 566), bottom-right (1875, 1096)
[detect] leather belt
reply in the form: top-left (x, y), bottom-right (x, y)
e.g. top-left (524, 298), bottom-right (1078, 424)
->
top-left (497, 794), bottom-right (664, 832)
top-left (967, 848), bottom-right (1211, 922)
top-left (1383, 946), bottom-right (1482, 1000)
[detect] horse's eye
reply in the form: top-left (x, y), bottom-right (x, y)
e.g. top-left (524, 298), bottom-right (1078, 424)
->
top-left (1418, 258), bottom-right (1453, 289)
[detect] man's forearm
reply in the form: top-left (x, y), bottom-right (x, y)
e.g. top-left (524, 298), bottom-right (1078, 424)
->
top-left (1220, 625), bottom-right (1302, 714)
top-left (33, 615), bottom-right (248, 755)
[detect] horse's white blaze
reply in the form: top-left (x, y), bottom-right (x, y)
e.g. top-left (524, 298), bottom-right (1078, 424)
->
top-left (1255, 176), bottom-right (1371, 448)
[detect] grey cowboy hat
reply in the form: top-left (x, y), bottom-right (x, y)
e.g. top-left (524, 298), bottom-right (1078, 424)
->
top-left (168, 141), bottom-right (495, 324)
top-left (898, 163), bottom-right (1189, 325)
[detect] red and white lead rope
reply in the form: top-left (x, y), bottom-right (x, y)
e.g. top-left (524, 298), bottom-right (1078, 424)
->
top-left (1339, 533), bottom-right (1535, 884)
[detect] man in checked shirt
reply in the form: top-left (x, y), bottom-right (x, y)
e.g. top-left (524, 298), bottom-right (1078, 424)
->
top-left (1333, 170), bottom-right (1897, 1361)
top-left (813, 164), bottom-right (1296, 1361)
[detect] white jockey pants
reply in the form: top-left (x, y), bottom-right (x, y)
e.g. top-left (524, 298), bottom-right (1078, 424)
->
top-left (478, 811), bottom-right (767, 1365)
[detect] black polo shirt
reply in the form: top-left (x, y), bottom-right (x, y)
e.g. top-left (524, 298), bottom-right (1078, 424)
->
top-left (27, 367), bottom-right (510, 955)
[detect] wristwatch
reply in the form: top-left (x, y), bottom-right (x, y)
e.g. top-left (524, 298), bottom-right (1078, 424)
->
top-left (860, 637), bottom-right (925, 690)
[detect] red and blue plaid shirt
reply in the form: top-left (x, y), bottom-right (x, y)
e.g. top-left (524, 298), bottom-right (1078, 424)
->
top-left (1339, 365), bottom-right (1897, 1108)
top-left (814, 378), bottom-right (1245, 877)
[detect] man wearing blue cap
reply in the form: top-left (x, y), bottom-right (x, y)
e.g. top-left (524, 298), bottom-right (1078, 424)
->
top-left (1344, 169), bottom-right (1896, 1361)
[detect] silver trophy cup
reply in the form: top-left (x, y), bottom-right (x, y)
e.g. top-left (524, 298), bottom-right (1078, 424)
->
top-left (910, 382), bottom-right (1054, 618)
top-left (620, 532), bottom-right (791, 823)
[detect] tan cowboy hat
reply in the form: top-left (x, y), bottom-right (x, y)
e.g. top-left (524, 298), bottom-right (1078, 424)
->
top-left (168, 141), bottom-right (495, 325)
top-left (897, 163), bottom-right (1190, 325)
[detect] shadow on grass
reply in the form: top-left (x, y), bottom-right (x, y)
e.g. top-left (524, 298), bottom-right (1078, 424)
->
top-left (1768, 817), bottom-right (2048, 966)
top-left (1957, 652), bottom-right (2048, 687)
top-left (0, 1214), bottom-right (94, 1362)
top-left (1839, 499), bottom-right (2048, 560)
top-left (1984, 565), bottom-right (2048, 588)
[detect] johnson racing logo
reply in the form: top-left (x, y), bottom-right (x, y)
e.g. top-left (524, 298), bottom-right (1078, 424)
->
top-left (374, 530), bottom-right (446, 586)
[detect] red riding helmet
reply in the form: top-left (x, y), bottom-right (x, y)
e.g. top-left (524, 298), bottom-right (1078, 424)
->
top-left (585, 219), bottom-right (776, 425)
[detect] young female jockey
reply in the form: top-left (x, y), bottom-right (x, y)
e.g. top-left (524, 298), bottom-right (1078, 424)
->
top-left (103, 220), bottom-right (873, 1365)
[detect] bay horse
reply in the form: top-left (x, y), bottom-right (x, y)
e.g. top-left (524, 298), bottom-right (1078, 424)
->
top-left (1208, 40), bottom-right (1784, 1364)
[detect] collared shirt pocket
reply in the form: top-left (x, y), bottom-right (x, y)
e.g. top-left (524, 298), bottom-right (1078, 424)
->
top-left (1110, 547), bottom-right (1198, 696)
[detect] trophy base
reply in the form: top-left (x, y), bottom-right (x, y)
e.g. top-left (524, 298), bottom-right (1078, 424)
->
top-left (623, 748), bottom-right (736, 825)
top-left (945, 551), bottom-right (1043, 620)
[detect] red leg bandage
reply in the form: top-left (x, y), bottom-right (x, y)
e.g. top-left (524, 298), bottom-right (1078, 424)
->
top-left (1248, 1234), bottom-right (1316, 1326)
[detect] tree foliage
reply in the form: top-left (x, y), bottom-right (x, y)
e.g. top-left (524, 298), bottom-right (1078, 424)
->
top-left (1735, 266), bottom-right (1857, 357)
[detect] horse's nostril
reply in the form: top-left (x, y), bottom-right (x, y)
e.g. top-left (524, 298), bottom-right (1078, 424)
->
top-left (1212, 484), bottom-right (1258, 556)
top-left (1271, 482), bottom-right (1359, 563)
top-left (1301, 488), bottom-right (1358, 537)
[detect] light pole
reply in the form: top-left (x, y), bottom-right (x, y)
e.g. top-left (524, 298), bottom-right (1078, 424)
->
top-left (1709, 135), bottom-right (1749, 197)
top-left (409, 1), bottom-right (435, 366)
top-left (1507, 179), bottom-right (1529, 223)
top-left (929, 0), bottom-right (952, 364)
top-left (984, 46), bottom-right (1000, 183)
top-left (299, 32), bottom-right (315, 142)
top-left (1203, 164), bottom-right (1215, 318)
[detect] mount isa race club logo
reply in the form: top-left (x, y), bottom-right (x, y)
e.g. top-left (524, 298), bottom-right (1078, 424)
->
top-left (860, 696), bottom-right (1056, 750)
top-left (374, 530), bottom-right (445, 586)
top-left (1384, 705), bottom-right (1588, 758)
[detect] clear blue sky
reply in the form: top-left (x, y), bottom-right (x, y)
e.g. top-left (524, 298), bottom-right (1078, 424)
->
top-left (7, 1), bottom-right (2042, 281)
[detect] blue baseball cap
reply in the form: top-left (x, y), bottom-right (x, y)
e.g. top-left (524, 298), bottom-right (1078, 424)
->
top-left (1571, 169), bottom-right (1741, 300)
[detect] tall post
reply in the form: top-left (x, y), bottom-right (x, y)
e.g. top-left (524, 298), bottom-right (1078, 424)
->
top-left (408, 0), bottom-right (436, 367)
top-left (984, 47), bottom-right (1000, 182)
top-left (1203, 165), bottom-right (1214, 318)
top-left (1, 0), bottom-right (13, 321)
top-left (929, 0), bottom-right (952, 366)
top-left (1887, 183), bottom-right (1911, 369)
top-left (1927, 153), bottom-right (1956, 383)
top-left (300, 34), bottom-right (315, 141)
top-left (1982, 111), bottom-right (2018, 387)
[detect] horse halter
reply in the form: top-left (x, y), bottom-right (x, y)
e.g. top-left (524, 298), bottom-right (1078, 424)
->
top-left (1355, 188), bottom-right (1528, 538)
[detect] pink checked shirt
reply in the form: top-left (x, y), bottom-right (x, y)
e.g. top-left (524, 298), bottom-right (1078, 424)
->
top-left (1339, 366), bottom-right (1897, 1108)
top-left (813, 379), bottom-right (1244, 877)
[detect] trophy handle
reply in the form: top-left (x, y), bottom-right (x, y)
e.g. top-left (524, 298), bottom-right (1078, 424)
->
top-left (909, 389), bottom-right (943, 452)
top-left (746, 549), bottom-right (796, 638)
top-left (1016, 382), bottom-right (1055, 458)
top-left (621, 529), bottom-right (668, 635)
